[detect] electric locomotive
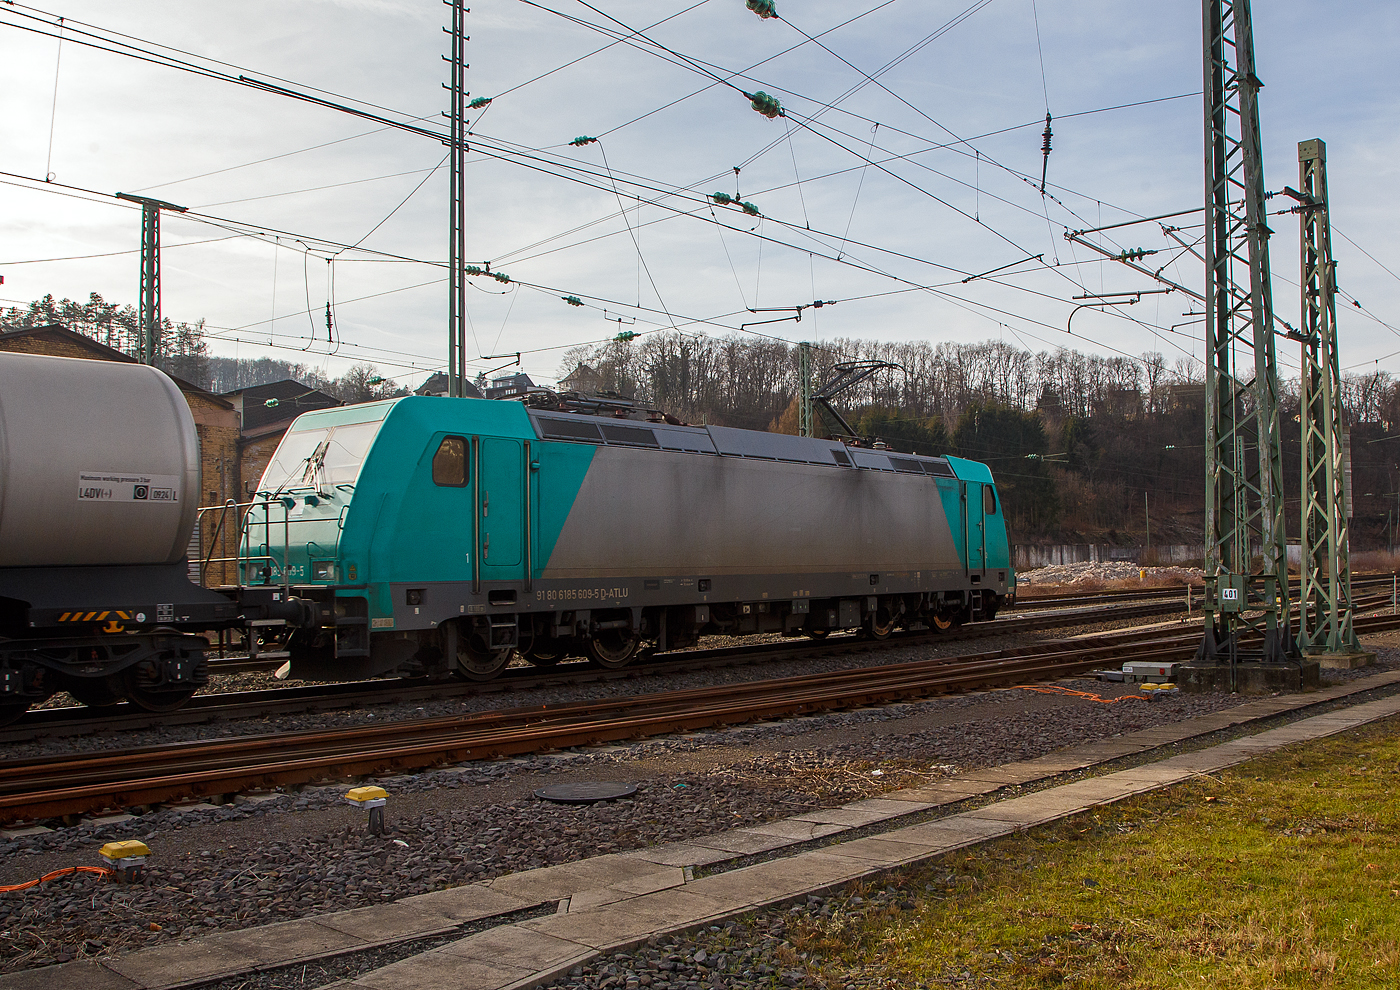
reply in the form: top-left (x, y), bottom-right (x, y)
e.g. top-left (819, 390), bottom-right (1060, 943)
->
top-left (234, 388), bottom-right (1012, 681)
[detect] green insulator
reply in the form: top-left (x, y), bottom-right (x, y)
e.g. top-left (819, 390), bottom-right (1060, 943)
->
top-left (746, 0), bottom-right (778, 18)
top-left (562, 295), bottom-right (584, 307)
top-left (615, 330), bottom-right (638, 343)
top-left (468, 96), bottom-right (492, 109)
top-left (747, 91), bottom-right (783, 118)
top-left (491, 271), bottom-right (511, 284)
top-left (570, 135), bottom-right (598, 146)
top-left (740, 201), bottom-right (761, 216)
top-left (711, 192), bottom-right (734, 205)
top-left (465, 265), bottom-right (484, 276)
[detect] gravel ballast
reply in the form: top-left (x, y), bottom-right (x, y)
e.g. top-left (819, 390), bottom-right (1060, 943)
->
top-left (0, 633), bottom-right (1395, 978)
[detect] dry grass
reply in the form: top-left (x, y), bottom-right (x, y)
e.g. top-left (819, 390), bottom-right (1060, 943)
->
top-left (779, 718), bottom-right (1400, 989)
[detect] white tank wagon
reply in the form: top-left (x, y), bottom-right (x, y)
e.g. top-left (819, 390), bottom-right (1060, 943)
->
top-left (0, 353), bottom-right (241, 721)
top-left (0, 352), bottom-right (200, 566)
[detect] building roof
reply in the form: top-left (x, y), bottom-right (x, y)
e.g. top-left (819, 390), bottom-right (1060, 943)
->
top-left (414, 371), bottom-right (483, 399)
top-left (221, 379), bottom-right (342, 433)
top-left (0, 324), bottom-right (233, 408)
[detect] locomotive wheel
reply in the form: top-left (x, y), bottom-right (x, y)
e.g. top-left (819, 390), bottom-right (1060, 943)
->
top-left (587, 629), bottom-right (638, 669)
top-left (123, 683), bottom-right (197, 714)
top-left (523, 645), bottom-right (565, 667)
top-left (0, 702), bottom-right (30, 728)
top-left (931, 612), bottom-right (958, 633)
top-left (455, 638), bottom-right (511, 681)
top-left (867, 609), bottom-right (894, 640)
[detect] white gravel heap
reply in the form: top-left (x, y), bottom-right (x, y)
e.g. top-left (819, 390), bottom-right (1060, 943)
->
top-left (1018, 560), bottom-right (1203, 586)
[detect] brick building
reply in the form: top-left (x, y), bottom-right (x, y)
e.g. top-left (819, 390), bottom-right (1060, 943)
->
top-left (0, 325), bottom-right (242, 583)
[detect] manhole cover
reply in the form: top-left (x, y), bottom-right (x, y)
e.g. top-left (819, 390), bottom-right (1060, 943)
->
top-left (534, 781), bottom-right (638, 804)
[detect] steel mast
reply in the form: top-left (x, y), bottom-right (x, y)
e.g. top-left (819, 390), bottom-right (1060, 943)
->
top-left (1198, 0), bottom-right (1292, 670)
top-left (446, 0), bottom-right (468, 397)
top-left (114, 193), bottom-right (187, 365)
top-left (1295, 138), bottom-right (1360, 656)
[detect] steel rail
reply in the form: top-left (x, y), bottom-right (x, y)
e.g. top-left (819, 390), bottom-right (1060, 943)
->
top-left (7, 599), bottom-right (1190, 742)
top-left (0, 623), bottom-right (1244, 823)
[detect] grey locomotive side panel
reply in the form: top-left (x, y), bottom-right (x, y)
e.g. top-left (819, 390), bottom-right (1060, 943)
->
top-left (541, 445), bottom-right (960, 580)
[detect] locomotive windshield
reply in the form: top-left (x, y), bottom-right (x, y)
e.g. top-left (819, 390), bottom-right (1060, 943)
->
top-left (258, 420), bottom-right (382, 495)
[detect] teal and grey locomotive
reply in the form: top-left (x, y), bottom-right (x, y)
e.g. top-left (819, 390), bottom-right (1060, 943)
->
top-left (239, 390), bottom-right (1012, 681)
top-left (0, 352), bottom-right (1011, 719)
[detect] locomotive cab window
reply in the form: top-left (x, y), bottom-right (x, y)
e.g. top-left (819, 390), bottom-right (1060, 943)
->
top-left (432, 436), bottom-right (468, 486)
top-left (984, 485), bottom-right (997, 515)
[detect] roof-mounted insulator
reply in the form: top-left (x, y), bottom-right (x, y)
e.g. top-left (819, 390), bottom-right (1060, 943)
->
top-left (570, 135), bottom-right (597, 146)
top-left (468, 96), bottom-right (492, 109)
top-left (562, 295), bottom-right (583, 306)
top-left (746, 0), bottom-right (778, 19)
top-left (746, 91), bottom-right (783, 118)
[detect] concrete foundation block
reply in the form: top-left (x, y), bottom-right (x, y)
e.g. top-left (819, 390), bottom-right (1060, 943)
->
top-left (1177, 661), bottom-right (1320, 694)
top-left (1311, 651), bottom-right (1377, 670)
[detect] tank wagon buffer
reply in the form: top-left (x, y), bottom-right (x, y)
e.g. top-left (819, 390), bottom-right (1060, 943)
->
top-left (229, 386), bottom-right (1013, 682)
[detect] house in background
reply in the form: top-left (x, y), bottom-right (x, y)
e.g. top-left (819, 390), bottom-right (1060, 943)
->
top-left (557, 362), bottom-right (603, 395)
top-left (413, 371), bottom-right (483, 398)
top-left (221, 380), bottom-right (342, 497)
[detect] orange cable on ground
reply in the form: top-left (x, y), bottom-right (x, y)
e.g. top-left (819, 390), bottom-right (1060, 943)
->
top-left (0, 865), bottom-right (113, 893)
top-left (1000, 684), bottom-right (1146, 704)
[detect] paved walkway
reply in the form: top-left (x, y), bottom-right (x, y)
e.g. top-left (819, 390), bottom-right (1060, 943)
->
top-left (4, 669), bottom-right (1399, 990)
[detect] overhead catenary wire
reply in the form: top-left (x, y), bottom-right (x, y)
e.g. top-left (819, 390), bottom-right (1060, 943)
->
top-left (7, 7), bottom-right (1391, 378)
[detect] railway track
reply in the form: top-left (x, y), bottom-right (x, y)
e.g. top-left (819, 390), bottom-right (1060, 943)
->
top-left (6, 597), bottom-right (1191, 743)
top-left (1013, 572), bottom-right (1397, 610)
top-left (6, 609), bottom-right (1398, 824)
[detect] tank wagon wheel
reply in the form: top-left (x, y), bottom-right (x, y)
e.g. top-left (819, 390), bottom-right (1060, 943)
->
top-left (123, 682), bottom-right (197, 714)
top-left (804, 629), bottom-right (830, 640)
top-left (587, 629), bottom-right (638, 669)
top-left (0, 702), bottom-right (30, 728)
top-left (67, 680), bottom-right (124, 709)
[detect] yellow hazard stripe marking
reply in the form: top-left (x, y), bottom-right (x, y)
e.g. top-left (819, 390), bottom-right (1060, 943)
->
top-left (58, 610), bottom-right (134, 622)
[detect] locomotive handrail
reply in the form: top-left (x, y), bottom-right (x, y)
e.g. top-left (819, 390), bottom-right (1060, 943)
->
top-left (196, 495), bottom-right (332, 592)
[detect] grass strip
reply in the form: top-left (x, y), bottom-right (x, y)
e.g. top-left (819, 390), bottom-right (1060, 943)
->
top-left (775, 716), bottom-right (1400, 988)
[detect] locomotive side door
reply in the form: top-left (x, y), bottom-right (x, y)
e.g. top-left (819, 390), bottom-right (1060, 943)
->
top-left (477, 438), bottom-right (524, 583)
top-left (967, 482), bottom-right (986, 574)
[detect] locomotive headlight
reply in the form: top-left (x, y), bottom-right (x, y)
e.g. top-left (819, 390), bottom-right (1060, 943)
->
top-left (312, 560), bottom-right (337, 581)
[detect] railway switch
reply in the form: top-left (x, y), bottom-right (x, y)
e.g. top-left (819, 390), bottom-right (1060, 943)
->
top-left (346, 785), bottom-right (389, 835)
top-left (99, 840), bottom-right (151, 882)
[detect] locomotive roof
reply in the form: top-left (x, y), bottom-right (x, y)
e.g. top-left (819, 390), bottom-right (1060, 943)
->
top-left (527, 407), bottom-right (967, 479)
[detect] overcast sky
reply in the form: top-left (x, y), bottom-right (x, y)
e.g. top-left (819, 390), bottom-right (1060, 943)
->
top-left (2, 0), bottom-right (1397, 392)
